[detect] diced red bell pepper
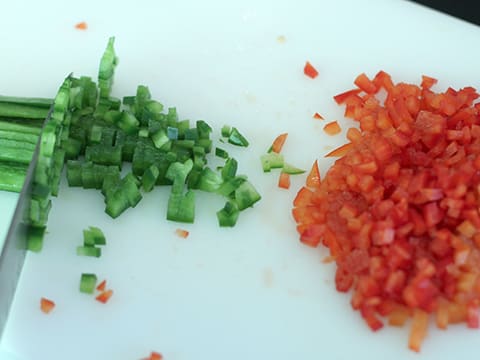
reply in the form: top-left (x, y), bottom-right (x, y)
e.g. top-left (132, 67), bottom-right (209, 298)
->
top-left (293, 187), bottom-right (314, 207)
top-left (420, 75), bottom-right (437, 89)
top-left (292, 70), bottom-right (480, 352)
top-left (304, 61), bottom-right (318, 79)
top-left (175, 229), bottom-right (189, 238)
top-left (278, 172), bottom-right (290, 189)
top-left (335, 266), bottom-right (353, 292)
top-left (306, 160), bottom-right (321, 189)
top-left (40, 297), bottom-right (55, 314)
top-left (333, 89), bottom-right (362, 105)
top-left (96, 279), bottom-right (107, 292)
top-left (372, 70), bottom-right (394, 91)
top-left (323, 121), bottom-right (341, 135)
top-left (467, 301), bottom-right (480, 328)
top-left (360, 305), bottom-right (384, 331)
top-left (141, 351), bottom-right (163, 360)
top-left (271, 133), bottom-right (288, 153)
top-left (325, 143), bottom-right (353, 158)
top-left (409, 309), bottom-right (429, 352)
top-left (354, 73), bottom-right (377, 94)
top-left (96, 289), bottom-right (114, 304)
top-left (299, 224), bottom-right (324, 247)
top-left (75, 21), bottom-right (88, 30)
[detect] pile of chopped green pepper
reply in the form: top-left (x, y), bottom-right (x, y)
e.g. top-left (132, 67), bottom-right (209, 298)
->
top-left (12, 36), bottom-right (262, 251)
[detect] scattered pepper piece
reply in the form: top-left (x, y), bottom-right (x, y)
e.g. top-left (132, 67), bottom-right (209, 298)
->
top-left (278, 172), bottom-right (290, 189)
top-left (83, 226), bottom-right (106, 246)
top-left (141, 351), bottom-right (163, 360)
top-left (333, 89), bottom-right (362, 105)
top-left (323, 121), bottom-right (341, 135)
top-left (270, 133), bottom-right (288, 153)
top-left (175, 228), bottom-right (189, 238)
top-left (305, 160), bottom-right (321, 189)
top-left (354, 73), bottom-right (377, 94)
top-left (420, 75), bottom-right (438, 89)
top-left (150, 352), bottom-right (163, 360)
top-left (303, 61), bottom-right (318, 79)
top-left (96, 279), bottom-right (107, 292)
top-left (80, 273), bottom-right (97, 294)
top-left (260, 153), bottom-right (284, 172)
top-left (324, 143), bottom-right (353, 157)
top-left (409, 310), bottom-right (429, 352)
top-left (76, 246), bottom-right (101, 257)
top-left (313, 112), bottom-right (324, 120)
top-left (95, 289), bottom-right (114, 304)
top-left (261, 133), bottom-right (304, 188)
top-left (227, 127), bottom-right (249, 147)
top-left (40, 297), bottom-right (55, 314)
top-left (75, 21), bottom-right (88, 30)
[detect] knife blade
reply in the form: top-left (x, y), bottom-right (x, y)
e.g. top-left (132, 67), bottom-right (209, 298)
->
top-left (409, 0), bottom-right (480, 26)
top-left (0, 108), bottom-right (52, 338)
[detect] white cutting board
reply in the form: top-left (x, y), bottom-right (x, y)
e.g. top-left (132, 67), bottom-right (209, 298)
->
top-left (1, 0), bottom-right (480, 359)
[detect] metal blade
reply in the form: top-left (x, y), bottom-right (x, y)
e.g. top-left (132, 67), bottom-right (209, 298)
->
top-left (0, 109), bottom-right (51, 338)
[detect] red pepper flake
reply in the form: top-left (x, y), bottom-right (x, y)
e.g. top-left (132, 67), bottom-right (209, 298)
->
top-left (141, 351), bottom-right (163, 360)
top-left (420, 75), bottom-right (437, 89)
top-left (409, 309), bottom-right (429, 352)
top-left (271, 133), bottom-right (288, 153)
top-left (305, 160), bottom-right (321, 189)
top-left (303, 61), bottom-right (318, 79)
top-left (333, 89), bottom-right (362, 105)
top-left (95, 289), bottom-right (113, 304)
top-left (96, 279), bottom-right (107, 292)
top-left (40, 297), bottom-right (55, 314)
top-left (354, 73), bottom-right (377, 94)
top-left (324, 143), bottom-right (353, 157)
top-left (372, 70), bottom-right (394, 91)
top-left (75, 21), bottom-right (88, 30)
top-left (175, 228), bottom-right (189, 238)
top-left (313, 112), bottom-right (324, 120)
top-left (346, 127), bottom-right (362, 143)
top-left (278, 172), bottom-right (291, 189)
top-left (293, 187), bottom-right (314, 208)
top-left (292, 70), bottom-right (480, 352)
top-left (323, 121), bottom-right (341, 135)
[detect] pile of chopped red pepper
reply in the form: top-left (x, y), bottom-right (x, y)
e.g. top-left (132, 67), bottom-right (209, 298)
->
top-left (293, 70), bottom-right (480, 352)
